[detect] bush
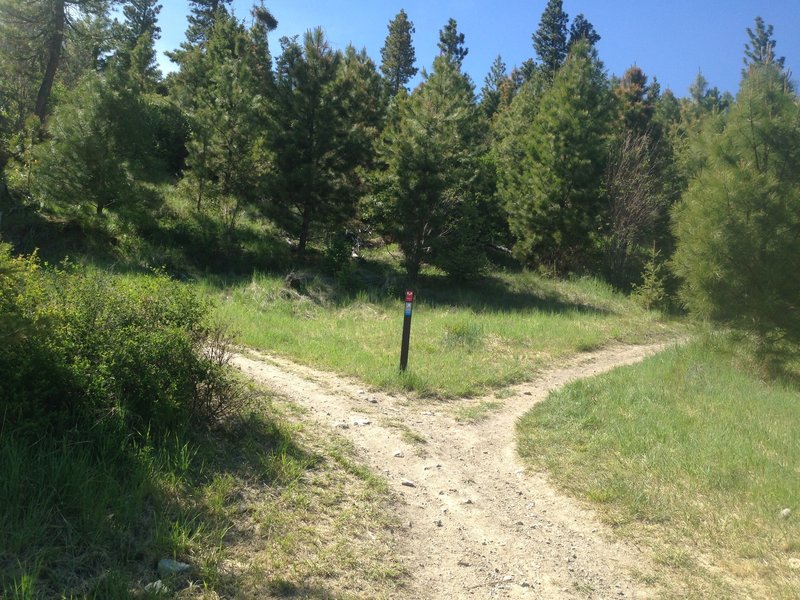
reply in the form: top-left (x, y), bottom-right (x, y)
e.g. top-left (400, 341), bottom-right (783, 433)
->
top-left (672, 65), bottom-right (800, 344)
top-left (0, 244), bottom-right (243, 435)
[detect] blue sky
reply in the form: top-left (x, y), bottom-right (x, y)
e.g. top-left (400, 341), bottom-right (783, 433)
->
top-left (154, 1), bottom-right (800, 97)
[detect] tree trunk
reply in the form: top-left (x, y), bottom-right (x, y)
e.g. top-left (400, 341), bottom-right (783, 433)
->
top-left (34, 0), bottom-right (66, 121)
top-left (298, 204), bottom-right (311, 255)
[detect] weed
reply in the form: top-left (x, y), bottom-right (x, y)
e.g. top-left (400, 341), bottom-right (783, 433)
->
top-left (454, 401), bottom-right (503, 423)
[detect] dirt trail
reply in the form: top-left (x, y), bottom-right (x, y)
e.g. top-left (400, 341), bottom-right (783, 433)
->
top-left (232, 342), bottom-right (673, 599)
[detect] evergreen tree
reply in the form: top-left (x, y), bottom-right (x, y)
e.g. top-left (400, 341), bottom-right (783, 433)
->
top-left (172, 11), bottom-right (272, 230)
top-left (672, 64), bottom-right (800, 343)
top-left (604, 65), bottom-right (679, 285)
top-left (268, 29), bottom-right (376, 254)
top-left (503, 41), bottom-right (612, 271)
top-left (29, 73), bottom-right (136, 216)
top-left (186, 0), bottom-right (232, 45)
top-left (122, 0), bottom-right (161, 42)
top-left (532, 0), bottom-right (569, 79)
top-left (116, 0), bottom-right (162, 91)
top-left (437, 18), bottom-right (468, 67)
top-left (378, 56), bottom-right (490, 278)
top-left (614, 66), bottom-right (656, 135)
top-left (0, 0), bottom-right (110, 120)
top-left (744, 16), bottom-right (784, 69)
top-left (380, 9), bottom-right (417, 96)
top-left (480, 55), bottom-right (507, 119)
top-left (568, 13), bottom-right (600, 49)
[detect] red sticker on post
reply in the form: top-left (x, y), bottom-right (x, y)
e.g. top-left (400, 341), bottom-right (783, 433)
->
top-left (405, 290), bottom-right (414, 302)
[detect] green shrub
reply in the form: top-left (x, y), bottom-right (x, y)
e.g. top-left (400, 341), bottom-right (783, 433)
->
top-left (0, 245), bottom-right (243, 436)
top-left (672, 64), bottom-right (800, 344)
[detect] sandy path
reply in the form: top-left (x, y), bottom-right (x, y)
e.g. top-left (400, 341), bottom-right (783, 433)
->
top-left (232, 342), bottom-right (672, 599)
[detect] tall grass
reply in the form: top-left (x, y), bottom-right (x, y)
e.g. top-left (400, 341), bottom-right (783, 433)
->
top-left (200, 263), bottom-right (683, 398)
top-left (517, 335), bottom-right (800, 598)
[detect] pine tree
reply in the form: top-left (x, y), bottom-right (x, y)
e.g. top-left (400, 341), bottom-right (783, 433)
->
top-left (115, 0), bottom-right (162, 92)
top-left (378, 56), bottom-right (489, 278)
top-left (437, 18), bottom-right (468, 67)
top-left (268, 29), bottom-right (378, 254)
top-left (122, 0), bottom-right (161, 42)
top-left (614, 66), bottom-right (655, 135)
top-left (568, 13), bottom-right (600, 49)
top-left (0, 0), bottom-right (110, 120)
top-left (30, 73), bottom-right (135, 216)
top-left (532, 0), bottom-right (568, 80)
top-left (744, 17), bottom-right (784, 69)
top-left (186, 0), bottom-right (232, 45)
top-left (673, 64), bottom-right (800, 343)
top-left (504, 41), bottom-right (612, 271)
top-left (480, 55), bottom-right (507, 119)
top-left (380, 9), bottom-right (417, 96)
top-left (172, 11), bottom-right (272, 230)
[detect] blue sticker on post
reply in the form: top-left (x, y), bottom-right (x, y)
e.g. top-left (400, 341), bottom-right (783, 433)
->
top-left (404, 290), bottom-right (414, 316)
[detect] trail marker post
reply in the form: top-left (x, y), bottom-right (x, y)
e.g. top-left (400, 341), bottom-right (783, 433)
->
top-left (399, 290), bottom-right (414, 372)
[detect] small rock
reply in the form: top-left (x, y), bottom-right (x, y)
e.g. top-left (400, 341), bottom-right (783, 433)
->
top-left (457, 559), bottom-right (471, 567)
top-left (369, 398), bottom-right (378, 404)
top-left (521, 581), bottom-right (531, 588)
top-left (503, 575), bottom-right (513, 582)
top-left (435, 519), bottom-right (443, 527)
top-left (463, 499), bottom-right (474, 505)
top-left (781, 508), bottom-right (792, 519)
top-left (144, 580), bottom-right (169, 595)
top-left (401, 479), bottom-right (417, 488)
top-left (393, 450), bottom-right (404, 458)
top-left (524, 391), bottom-right (532, 396)
top-left (335, 422), bottom-right (350, 429)
top-left (352, 418), bottom-right (371, 426)
top-left (442, 508), bottom-right (448, 514)
top-left (157, 558), bottom-right (191, 577)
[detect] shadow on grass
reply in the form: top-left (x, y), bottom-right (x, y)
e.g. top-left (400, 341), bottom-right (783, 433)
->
top-left (0, 403), bottom-right (329, 599)
top-left (2, 195), bottom-right (609, 317)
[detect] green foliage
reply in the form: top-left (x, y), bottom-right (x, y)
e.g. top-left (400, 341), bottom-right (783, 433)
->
top-left (380, 9), bottom-right (418, 96)
top-left (744, 16), bottom-right (784, 69)
top-left (480, 55), bottom-right (507, 119)
top-left (375, 56), bottom-right (491, 279)
top-left (21, 73), bottom-right (147, 217)
top-left (631, 246), bottom-right (668, 310)
top-left (268, 29), bottom-right (382, 254)
top-left (568, 13), bottom-right (600, 49)
top-left (437, 18), bottom-right (468, 67)
top-left (172, 11), bottom-right (272, 232)
top-left (672, 64), bottom-right (800, 344)
top-left (502, 42), bottom-right (612, 272)
top-left (532, 0), bottom-right (569, 79)
top-left (186, 0), bottom-right (232, 44)
top-left (0, 246), bottom-right (241, 434)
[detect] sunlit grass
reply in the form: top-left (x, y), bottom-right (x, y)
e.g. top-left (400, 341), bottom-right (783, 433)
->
top-left (517, 334), bottom-right (800, 598)
top-left (197, 254), bottom-right (684, 398)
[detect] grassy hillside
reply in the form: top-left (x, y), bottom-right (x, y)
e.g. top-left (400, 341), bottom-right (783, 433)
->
top-left (517, 335), bottom-right (800, 598)
top-left (198, 249), bottom-right (684, 399)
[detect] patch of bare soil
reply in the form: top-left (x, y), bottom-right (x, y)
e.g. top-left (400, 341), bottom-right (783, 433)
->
top-left (232, 342), bottom-right (673, 599)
